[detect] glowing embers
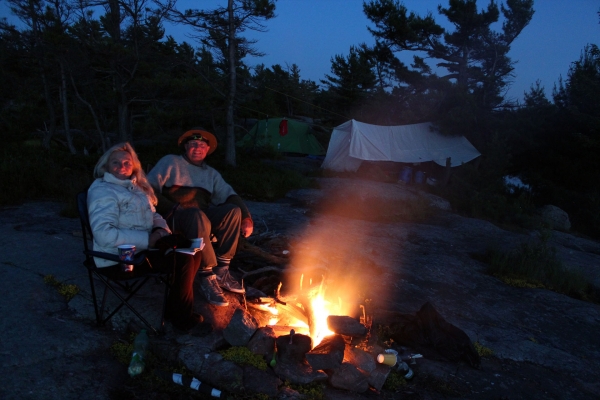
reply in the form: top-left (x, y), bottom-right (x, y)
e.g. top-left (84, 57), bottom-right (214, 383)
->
top-left (266, 274), bottom-right (341, 348)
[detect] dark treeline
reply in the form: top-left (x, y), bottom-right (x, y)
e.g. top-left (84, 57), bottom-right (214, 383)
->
top-left (1, 0), bottom-right (600, 237)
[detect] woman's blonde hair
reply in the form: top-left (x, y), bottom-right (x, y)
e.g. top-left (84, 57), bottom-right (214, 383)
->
top-left (93, 142), bottom-right (158, 205)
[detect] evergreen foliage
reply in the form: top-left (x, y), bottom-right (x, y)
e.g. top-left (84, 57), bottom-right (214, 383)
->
top-left (506, 45), bottom-right (600, 237)
top-left (1, 1), bottom-right (600, 238)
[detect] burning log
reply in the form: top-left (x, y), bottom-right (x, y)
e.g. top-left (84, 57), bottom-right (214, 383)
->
top-left (239, 266), bottom-right (283, 279)
top-left (274, 301), bottom-right (309, 326)
top-left (301, 295), bottom-right (318, 341)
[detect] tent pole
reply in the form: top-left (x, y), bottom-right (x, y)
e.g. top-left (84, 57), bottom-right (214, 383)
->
top-left (442, 157), bottom-right (452, 187)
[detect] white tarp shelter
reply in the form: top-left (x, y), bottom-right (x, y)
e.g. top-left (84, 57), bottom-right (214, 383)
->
top-left (321, 119), bottom-right (481, 172)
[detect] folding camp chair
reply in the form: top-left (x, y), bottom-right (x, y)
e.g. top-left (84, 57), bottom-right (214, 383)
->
top-left (77, 191), bottom-right (172, 335)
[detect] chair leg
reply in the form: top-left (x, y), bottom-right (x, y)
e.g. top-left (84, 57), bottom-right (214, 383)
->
top-left (160, 273), bottom-right (172, 334)
top-left (100, 277), bottom-right (139, 322)
top-left (88, 269), bottom-right (103, 327)
top-left (99, 284), bottom-right (109, 324)
top-left (93, 273), bottom-right (159, 335)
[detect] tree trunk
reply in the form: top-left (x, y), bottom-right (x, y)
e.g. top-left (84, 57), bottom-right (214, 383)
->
top-left (107, 0), bottom-right (129, 143)
top-left (41, 70), bottom-right (56, 149)
top-left (225, 0), bottom-right (237, 167)
top-left (70, 73), bottom-right (108, 153)
top-left (108, 0), bottom-right (121, 42)
top-left (60, 61), bottom-right (76, 154)
top-left (118, 99), bottom-right (129, 143)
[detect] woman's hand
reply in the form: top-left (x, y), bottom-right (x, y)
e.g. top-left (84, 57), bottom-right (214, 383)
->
top-left (149, 228), bottom-right (169, 247)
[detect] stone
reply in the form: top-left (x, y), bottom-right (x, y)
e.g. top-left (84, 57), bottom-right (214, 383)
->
top-left (538, 204), bottom-right (571, 231)
top-left (276, 386), bottom-right (303, 399)
top-left (344, 346), bottom-right (377, 373)
top-left (223, 308), bottom-right (259, 346)
top-left (151, 338), bottom-right (181, 366)
top-left (273, 360), bottom-right (328, 385)
top-left (194, 351), bottom-right (224, 380)
top-left (327, 315), bottom-right (368, 337)
top-left (367, 363), bottom-right (391, 391)
top-left (247, 326), bottom-right (277, 361)
top-left (323, 386), bottom-right (373, 400)
top-left (305, 334), bottom-right (345, 370)
top-left (276, 333), bottom-right (312, 363)
top-left (327, 362), bottom-right (369, 393)
top-left (242, 365), bottom-right (281, 397)
top-left (204, 358), bottom-right (245, 394)
top-left (175, 330), bottom-right (226, 348)
top-left (178, 335), bottom-right (225, 374)
top-left (10, 178), bottom-right (600, 400)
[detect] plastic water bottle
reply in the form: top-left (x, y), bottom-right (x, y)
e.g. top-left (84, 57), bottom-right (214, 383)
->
top-left (128, 329), bottom-right (149, 377)
top-left (395, 361), bottom-right (414, 380)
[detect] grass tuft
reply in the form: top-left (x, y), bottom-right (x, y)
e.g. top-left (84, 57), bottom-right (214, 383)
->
top-left (43, 274), bottom-right (80, 301)
top-left (473, 341), bottom-right (494, 357)
top-left (110, 334), bottom-right (136, 365)
top-left (383, 370), bottom-right (407, 391)
top-left (284, 380), bottom-right (325, 400)
top-left (219, 346), bottom-right (268, 371)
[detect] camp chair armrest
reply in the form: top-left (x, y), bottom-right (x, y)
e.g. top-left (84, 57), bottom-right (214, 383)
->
top-left (85, 250), bottom-right (148, 265)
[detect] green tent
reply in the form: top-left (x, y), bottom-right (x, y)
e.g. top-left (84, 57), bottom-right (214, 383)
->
top-left (238, 117), bottom-right (326, 156)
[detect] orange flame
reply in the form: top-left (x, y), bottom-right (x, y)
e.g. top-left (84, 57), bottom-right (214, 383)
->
top-left (310, 293), bottom-right (335, 347)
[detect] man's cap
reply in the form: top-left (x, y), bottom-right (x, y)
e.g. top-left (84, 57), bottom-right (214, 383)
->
top-left (177, 129), bottom-right (217, 155)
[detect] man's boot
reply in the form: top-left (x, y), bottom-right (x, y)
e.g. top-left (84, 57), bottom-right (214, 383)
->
top-left (214, 257), bottom-right (245, 294)
top-left (199, 274), bottom-right (229, 306)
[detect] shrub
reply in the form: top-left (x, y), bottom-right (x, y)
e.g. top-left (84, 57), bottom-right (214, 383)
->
top-left (219, 158), bottom-right (314, 201)
top-left (0, 143), bottom-right (94, 208)
top-left (1, 141), bottom-right (315, 212)
top-left (432, 162), bottom-right (539, 232)
top-left (484, 231), bottom-right (598, 302)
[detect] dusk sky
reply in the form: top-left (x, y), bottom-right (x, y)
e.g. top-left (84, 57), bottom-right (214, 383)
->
top-left (2, 1), bottom-right (599, 102)
top-left (223, 0), bottom-right (599, 102)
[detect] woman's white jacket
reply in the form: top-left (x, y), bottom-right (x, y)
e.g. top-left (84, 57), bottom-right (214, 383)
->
top-left (87, 172), bottom-right (170, 267)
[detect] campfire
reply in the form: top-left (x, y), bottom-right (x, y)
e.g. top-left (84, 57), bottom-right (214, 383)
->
top-left (243, 217), bottom-right (382, 348)
top-left (246, 268), bottom-right (370, 349)
top-left (239, 267), bottom-right (384, 395)
top-left (224, 213), bottom-right (407, 394)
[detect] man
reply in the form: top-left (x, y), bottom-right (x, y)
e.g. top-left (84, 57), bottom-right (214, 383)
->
top-left (147, 129), bottom-right (253, 307)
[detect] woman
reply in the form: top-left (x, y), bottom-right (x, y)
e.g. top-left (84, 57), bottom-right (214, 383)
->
top-left (87, 142), bottom-right (203, 333)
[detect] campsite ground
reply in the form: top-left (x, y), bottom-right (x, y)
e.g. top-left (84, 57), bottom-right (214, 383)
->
top-left (0, 156), bottom-right (599, 399)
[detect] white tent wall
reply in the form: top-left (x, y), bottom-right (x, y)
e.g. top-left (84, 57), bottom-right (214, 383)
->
top-left (319, 120), bottom-right (362, 172)
top-left (321, 120), bottom-right (481, 172)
